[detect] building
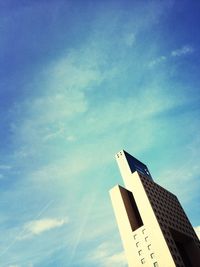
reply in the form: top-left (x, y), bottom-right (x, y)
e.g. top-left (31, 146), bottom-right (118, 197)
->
top-left (109, 150), bottom-right (200, 267)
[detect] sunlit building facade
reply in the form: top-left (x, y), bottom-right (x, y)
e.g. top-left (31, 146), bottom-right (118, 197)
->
top-left (110, 150), bottom-right (200, 267)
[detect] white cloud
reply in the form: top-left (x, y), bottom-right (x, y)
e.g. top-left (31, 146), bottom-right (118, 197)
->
top-left (81, 86), bottom-right (187, 138)
top-left (0, 165), bottom-right (12, 170)
top-left (171, 45), bottom-right (194, 57)
top-left (7, 264), bottom-right (31, 267)
top-left (29, 151), bottom-right (100, 185)
top-left (11, 92), bottom-right (87, 152)
top-left (48, 52), bottom-right (104, 91)
top-left (89, 242), bottom-right (127, 267)
top-left (66, 135), bottom-right (76, 142)
top-left (124, 33), bottom-right (135, 47)
top-left (107, 251), bottom-right (127, 266)
top-left (194, 226), bottom-right (200, 240)
top-left (10, 44), bottom-right (108, 151)
top-left (20, 218), bottom-right (68, 239)
top-left (148, 44), bottom-right (194, 68)
top-left (148, 56), bottom-right (166, 67)
top-left (25, 218), bottom-right (67, 235)
top-left (29, 92), bottom-right (87, 124)
top-left (43, 124), bottom-right (65, 141)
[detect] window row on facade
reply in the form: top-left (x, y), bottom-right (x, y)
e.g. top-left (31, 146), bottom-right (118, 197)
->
top-left (156, 214), bottom-right (192, 233)
top-left (140, 175), bottom-right (177, 203)
top-left (150, 199), bottom-right (188, 218)
top-left (135, 240), bottom-right (158, 265)
top-left (141, 258), bottom-right (158, 266)
top-left (146, 192), bottom-right (184, 213)
top-left (133, 229), bottom-right (146, 240)
top-left (153, 206), bottom-right (188, 221)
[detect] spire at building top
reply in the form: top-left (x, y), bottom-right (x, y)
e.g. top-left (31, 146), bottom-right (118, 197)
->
top-left (116, 150), bottom-right (153, 180)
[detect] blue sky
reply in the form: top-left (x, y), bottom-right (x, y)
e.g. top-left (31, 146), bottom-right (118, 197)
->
top-left (0, 0), bottom-right (200, 266)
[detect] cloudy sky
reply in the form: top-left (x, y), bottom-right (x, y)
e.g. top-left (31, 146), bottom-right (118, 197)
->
top-left (0, 1), bottom-right (200, 266)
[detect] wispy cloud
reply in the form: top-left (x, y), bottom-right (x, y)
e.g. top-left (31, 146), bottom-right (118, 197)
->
top-left (88, 242), bottom-right (127, 267)
top-left (124, 33), bottom-right (135, 47)
top-left (43, 124), bottom-right (65, 141)
top-left (0, 165), bottom-right (12, 170)
top-left (7, 263), bottom-right (33, 267)
top-left (171, 45), bottom-right (194, 57)
top-left (148, 56), bottom-right (166, 67)
top-left (10, 44), bottom-right (108, 153)
top-left (107, 252), bottom-right (127, 266)
top-left (0, 165), bottom-right (12, 180)
top-left (66, 135), bottom-right (76, 142)
top-left (148, 44), bottom-right (194, 68)
top-left (19, 218), bottom-right (68, 240)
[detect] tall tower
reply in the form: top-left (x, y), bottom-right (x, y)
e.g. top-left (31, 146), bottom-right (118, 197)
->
top-left (109, 150), bottom-right (200, 267)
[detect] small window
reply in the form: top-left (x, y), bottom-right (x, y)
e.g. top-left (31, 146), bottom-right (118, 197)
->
top-left (150, 253), bottom-right (155, 259)
top-left (153, 262), bottom-right (159, 267)
top-left (148, 244), bottom-right (151, 250)
top-left (136, 242), bottom-right (139, 247)
top-left (138, 250), bottom-right (142, 255)
top-left (141, 258), bottom-right (145, 264)
top-left (142, 229), bottom-right (146, 234)
top-left (145, 236), bottom-right (148, 242)
top-left (134, 234), bottom-right (137, 239)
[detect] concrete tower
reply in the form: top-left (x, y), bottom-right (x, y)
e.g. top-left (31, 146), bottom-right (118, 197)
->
top-left (109, 150), bottom-right (200, 267)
